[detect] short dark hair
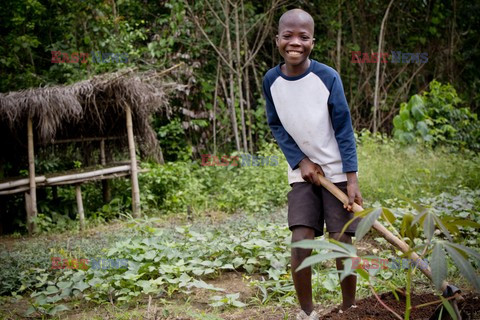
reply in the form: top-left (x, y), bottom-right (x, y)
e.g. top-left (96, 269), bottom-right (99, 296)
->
top-left (278, 9), bottom-right (314, 34)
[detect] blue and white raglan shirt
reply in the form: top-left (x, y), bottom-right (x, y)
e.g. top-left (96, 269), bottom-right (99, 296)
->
top-left (263, 59), bottom-right (357, 184)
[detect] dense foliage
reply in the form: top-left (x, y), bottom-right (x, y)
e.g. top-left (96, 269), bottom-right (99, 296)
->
top-left (1, 0), bottom-right (479, 154)
top-left (393, 80), bottom-right (480, 151)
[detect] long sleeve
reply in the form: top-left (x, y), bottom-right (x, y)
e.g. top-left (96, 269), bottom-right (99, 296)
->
top-left (327, 74), bottom-right (358, 172)
top-left (263, 77), bottom-right (306, 170)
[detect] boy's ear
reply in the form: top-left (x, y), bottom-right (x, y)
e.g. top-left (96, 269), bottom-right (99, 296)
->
top-left (275, 35), bottom-right (279, 46)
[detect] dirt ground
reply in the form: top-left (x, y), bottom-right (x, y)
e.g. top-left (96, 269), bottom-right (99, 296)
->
top-left (321, 291), bottom-right (480, 320)
top-left (1, 218), bottom-right (479, 319)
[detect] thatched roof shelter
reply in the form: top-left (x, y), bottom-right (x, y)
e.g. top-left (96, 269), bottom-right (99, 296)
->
top-left (0, 68), bottom-right (173, 234)
top-left (0, 69), bottom-right (170, 159)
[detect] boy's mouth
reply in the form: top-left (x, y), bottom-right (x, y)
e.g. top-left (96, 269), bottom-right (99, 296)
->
top-left (286, 50), bottom-right (302, 57)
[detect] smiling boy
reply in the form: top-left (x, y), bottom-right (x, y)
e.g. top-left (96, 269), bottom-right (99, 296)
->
top-left (262, 8), bottom-right (363, 319)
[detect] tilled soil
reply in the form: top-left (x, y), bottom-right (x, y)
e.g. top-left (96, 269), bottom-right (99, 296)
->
top-left (322, 291), bottom-right (480, 320)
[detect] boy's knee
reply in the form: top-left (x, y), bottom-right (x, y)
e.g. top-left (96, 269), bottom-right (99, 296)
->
top-left (329, 232), bottom-right (352, 244)
top-left (291, 227), bottom-right (315, 261)
top-left (291, 226), bottom-right (315, 242)
top-left (291, 246), bottom-right (312, 262)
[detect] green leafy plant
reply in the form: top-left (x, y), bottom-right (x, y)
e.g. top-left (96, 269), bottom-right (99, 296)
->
top-left (293, 202), bottom-right (480, 320)
top-left (209, 293), bottom-right (247, 308)
top-left (393, 80), bottom-right (480, 151)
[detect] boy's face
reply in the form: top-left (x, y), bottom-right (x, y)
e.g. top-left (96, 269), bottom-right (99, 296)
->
top-left (276, 17), bottom-right (314, 69)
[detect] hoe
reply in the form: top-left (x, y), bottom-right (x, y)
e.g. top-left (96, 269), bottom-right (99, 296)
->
top-left (317, 174), bottom-right (463, 320)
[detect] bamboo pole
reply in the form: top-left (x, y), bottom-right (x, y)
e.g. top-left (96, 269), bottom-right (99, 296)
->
top-left (0, 186), bottom-right (30, 195)
top-left (44, 136), bottom-right (124, 145)
top-left (125, 104), bottom-right (140, 217)
top-left (27, 117), bottom-right (37, 234)
top-left (75, 184), bottom-right (85, 230)
top-left (46, 165), bottom-right (130, 184)
top-left (0, 176), bottom-right (46, 191)
top-left (100, 139), bottom-right (111, 203)
top-left (49, 172), bottom-right (132, 186)
top-left (42, 168), bottom-right (148, 187)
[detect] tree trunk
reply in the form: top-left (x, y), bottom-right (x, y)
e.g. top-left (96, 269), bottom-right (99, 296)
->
top-left (241, 0), bottom-right (253, 153)
top-left (224, 1), bottom-right (242, 152)
top-left (373, 0), bottom-right (394, 134)
top-left (235, 2), bottom-right (248, 152)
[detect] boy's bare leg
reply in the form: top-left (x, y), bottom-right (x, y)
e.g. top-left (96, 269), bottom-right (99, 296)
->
top-left (330, 232), bottom-right (356, 310)
top-left (291, 226), bottom-right (315, 315)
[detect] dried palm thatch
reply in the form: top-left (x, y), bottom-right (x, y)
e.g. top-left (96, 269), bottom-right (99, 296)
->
top-left (0, 68), bottom-right (171, 161)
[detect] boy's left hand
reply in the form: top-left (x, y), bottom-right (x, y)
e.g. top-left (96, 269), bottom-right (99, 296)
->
top-left (345, 172), bottom-right (363, 212)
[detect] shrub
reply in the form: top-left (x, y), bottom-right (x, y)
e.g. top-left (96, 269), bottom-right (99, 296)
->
top-left (393, 80), bottom-right (480, 151)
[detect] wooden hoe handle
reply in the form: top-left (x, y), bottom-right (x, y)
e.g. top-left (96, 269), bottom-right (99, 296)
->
top-left (316, 173), bottom-right (450, 292)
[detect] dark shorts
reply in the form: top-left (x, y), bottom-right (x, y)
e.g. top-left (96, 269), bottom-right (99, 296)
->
top-left (287, 182), bottom-right (359, 237)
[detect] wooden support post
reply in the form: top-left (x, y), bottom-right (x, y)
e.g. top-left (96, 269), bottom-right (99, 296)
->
top-left (100, 139), bottom-right (111, 203)
top-left (75, 184), bottom-right (85, 230)
top-left (27, 117), bottom-right (38, 234)
top-left (125, 104), bottom-right (141, 217)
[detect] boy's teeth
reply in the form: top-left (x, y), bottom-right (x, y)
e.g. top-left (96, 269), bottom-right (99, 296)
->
top-left (288, 51), bottom-right (301, 56)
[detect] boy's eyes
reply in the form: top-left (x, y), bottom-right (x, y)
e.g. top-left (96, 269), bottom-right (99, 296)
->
top-left (281, 34), bottom-right (311, 41)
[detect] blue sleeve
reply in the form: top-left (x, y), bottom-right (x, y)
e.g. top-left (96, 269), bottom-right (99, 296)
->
top-left (328, 74), bottom-right (358, 172)
top-left (263, 77), bottom-right (306, 169)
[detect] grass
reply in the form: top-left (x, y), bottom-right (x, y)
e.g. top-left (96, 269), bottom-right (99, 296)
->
top-left (356, 132), bottom-right (480, 204)
top-left (0, 137), bottom-right (478, 318)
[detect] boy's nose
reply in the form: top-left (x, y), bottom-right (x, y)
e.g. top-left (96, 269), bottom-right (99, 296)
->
top-left (290, 38), bottom-right (301, 46)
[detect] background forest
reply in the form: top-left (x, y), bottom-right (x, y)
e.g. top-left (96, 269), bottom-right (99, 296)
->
top-left (1, 0), bottom-right (479, 158)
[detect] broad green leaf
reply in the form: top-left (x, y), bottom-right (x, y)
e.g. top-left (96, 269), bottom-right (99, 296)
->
top-left (46, 294), bottom-right (62, 303)
top-left (400, 107), bottom-right (410, 121)
top-left (355, 208), bottom-right (382, 241)
top-left (447, 243), bottom-right (480, 261)
top-left (291, 239), bottom-right (349, 254)
top-left (416, 121), bottom-right (429, 136)
top-left (340, 258), bottom-right (355, 282)
top-left (188, 279), bottom-right (225, 291)
top-left (439, 296), bottom-right (458, 320)
top-left (354, 207), bottom-right (375, 218)
top-left (433, 215), bottom-right (452, 241)
top-left (25, 306), bottom-right (36, 316)
top-left (411, 96), bottom-right (426, 119)
top-left (329, 239), bottom-right (357, 255)
top-left (232, 300), bottom-right (247, 308)
top-left (296, 252), bottom-right (346, 271)
top-left (381, 208), bottom-right (396, 224)
top-left (431, 243), bottom-right (447, 291)
top-left (404, 119), bottom-right (414, 131)
top-left (449, 219), bottom-right (480, 229)
top-left (356, 268), bottom-right (370, 281)
top-left (393, 115), bottom-right (403, 129)
top-left (444, 245), bottom-right (480, 292)
top-left (408, 94), bottom-right (424, 112)
top-left (56, 281), bottom-right (73, 289)
top-left (45, 285), bottom-right (59, 294)
top-left (73, 281), bottom-right (89, 292)
top-left (423, 213), bottom-right (435, 242)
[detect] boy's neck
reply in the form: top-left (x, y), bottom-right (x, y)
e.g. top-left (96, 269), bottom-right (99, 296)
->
top-left (281, 59), bottom-right (311, 77)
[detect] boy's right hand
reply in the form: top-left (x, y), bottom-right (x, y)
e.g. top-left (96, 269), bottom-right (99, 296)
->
top-left (298, 157), bottom-right (324, 185)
